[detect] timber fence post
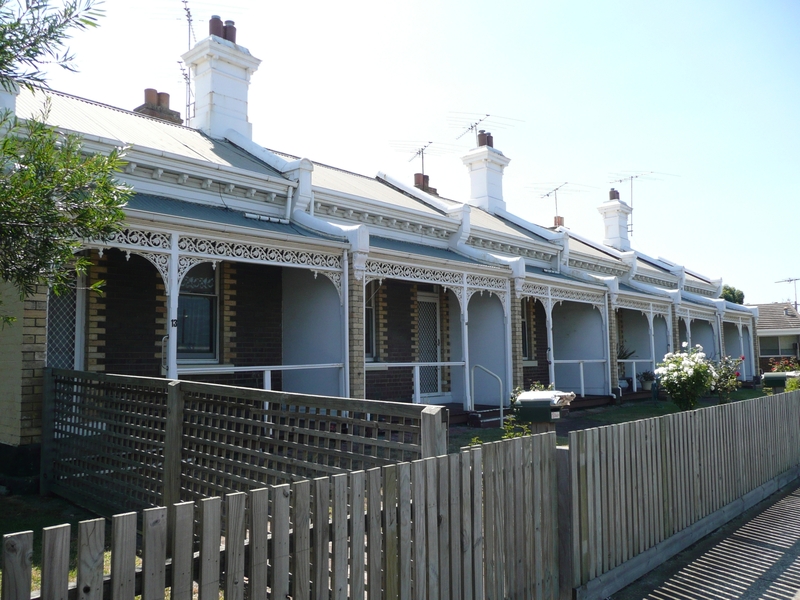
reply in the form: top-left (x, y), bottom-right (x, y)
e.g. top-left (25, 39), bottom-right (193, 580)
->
top-left (421, 405), bottom-right (448, 458)
top-left (40, 367), bottom-right (56, 496)
top-left (163, 381), bottom-right (183, 513)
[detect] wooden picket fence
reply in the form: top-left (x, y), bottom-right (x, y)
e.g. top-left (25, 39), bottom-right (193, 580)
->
top-left (4, 433), bottom-right (559, 600)
top-left (569, 390), bottom-right (800, 592)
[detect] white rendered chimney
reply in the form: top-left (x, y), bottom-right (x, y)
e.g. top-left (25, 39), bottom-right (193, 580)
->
top-left (461, 131), bottom-right (510, 215)
top-left (597, 188), bottom-right (633, 251)
top-left (181, 16), bottom-right (261, 140)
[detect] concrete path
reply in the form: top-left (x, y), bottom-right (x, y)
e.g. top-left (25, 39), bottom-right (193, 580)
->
top-left (613, 480), bottom-right (800, 599)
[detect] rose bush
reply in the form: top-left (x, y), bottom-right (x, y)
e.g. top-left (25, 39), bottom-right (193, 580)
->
top-left (656, 343), bottom-right (717, 411)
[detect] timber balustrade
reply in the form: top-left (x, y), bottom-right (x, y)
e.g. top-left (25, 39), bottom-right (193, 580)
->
top-left (7, 433), bottom-right (560, 600)
top-left (41, 369), bottom-right (448, 517)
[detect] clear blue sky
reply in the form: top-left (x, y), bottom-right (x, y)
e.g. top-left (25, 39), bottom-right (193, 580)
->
top-left (43, 0), bottom-right (800, 305)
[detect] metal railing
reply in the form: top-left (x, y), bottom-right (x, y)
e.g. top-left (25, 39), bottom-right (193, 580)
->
top-left (365, 361), bottom-right (466, 404)
top-left (177, 362), bottom-right (344, 391)
top-left (551, 358), bottom-right (607, 397)
top-left (617, 358), bottom-right (655, 392)
top-left (471, 364), bottom-right (505, 423)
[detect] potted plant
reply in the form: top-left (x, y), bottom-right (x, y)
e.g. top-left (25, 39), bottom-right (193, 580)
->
top-left (637, 370), bottom-right (656, 391)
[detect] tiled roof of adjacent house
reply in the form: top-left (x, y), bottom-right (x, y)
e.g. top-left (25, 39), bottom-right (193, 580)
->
top-left (749, 303), bottom-right (800, 331)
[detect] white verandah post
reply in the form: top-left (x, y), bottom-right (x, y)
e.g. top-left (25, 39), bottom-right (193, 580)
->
top-left (166, 235), bottom-right (179, 380)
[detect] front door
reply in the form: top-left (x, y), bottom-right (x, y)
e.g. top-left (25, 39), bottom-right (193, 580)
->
top-left (417, 293), bottom-right (441, 395)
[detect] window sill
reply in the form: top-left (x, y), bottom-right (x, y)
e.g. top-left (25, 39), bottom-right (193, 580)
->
top-left (522, 360), bottom-right (539, 367)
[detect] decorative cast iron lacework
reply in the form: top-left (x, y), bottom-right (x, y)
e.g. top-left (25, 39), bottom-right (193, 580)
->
top-left (520, 281), bottom-right (606, 308)
top-left (722, 314), bottom-right (753, 326)
top-left (676, 306), bottom-right (715, 321)
top-left (132, 252), bottom-right (170, 289)
top-left (364, 260), bottom-right (463, 286)
top-left (107, 229), bottom-right (171, 250)
top-left (616, 297), bottom-right (671, 318)
top-left (178, 256), bottom-right (213, 286)
top-left (178, 236), bottom-right (342, 270)
top-left (312, 270), bottom-right (343, 300)
top-left (466, 274), bottom-right (507, 292)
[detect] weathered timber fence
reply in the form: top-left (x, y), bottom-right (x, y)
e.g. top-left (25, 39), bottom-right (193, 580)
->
top-left (567, 390), bottom-right (800, 599)
top-left (41, 369), bottom-right (448, 517)
top-left (8, 432), bottom-right (560, 600)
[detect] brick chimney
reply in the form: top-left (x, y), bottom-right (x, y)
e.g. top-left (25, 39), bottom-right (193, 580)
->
top-left (133, 88), bottom-right (183, 125)
top-left (597, 188), bottom-right (633, 251)
top-left (413, 173), bottom-right (438, 196)
top-left (461, 131), bottom-right (510, 214)
top-left (181, 15), bottom-right (261, 140)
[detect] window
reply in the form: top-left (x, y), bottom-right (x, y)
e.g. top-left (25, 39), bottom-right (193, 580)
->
top-left (761, 335), bottom-right (798, 357)
top-left (178, 263), bottom-right (217, 360)
top-left (365, 281), bottom-right (377, 360)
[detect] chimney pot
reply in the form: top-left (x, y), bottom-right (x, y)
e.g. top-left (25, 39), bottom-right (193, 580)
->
top-left (157, 92), bottom-right (170, 109)
top-left (554, 216), bottom-right (564, 228)
top-left (423, 174), bottom-right (430, 189)
top-left (209, 15), bottom-right (224, 37)
top-left (477, 130), bottom-right (488, 147)
top-left (223, 20), bottom-right (236, 43)
top-left (609, 188), bottom-right (620, 200)
top-left (414, 173), bottom-right (425, 188)
top-left (144, 88), bottom-right (158, 105)
top-left (486, 132), bottom-right (493, 147)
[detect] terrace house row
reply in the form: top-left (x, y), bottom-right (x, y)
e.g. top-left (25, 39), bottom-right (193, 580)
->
top-left (0, 18), bottom-right (758, 453)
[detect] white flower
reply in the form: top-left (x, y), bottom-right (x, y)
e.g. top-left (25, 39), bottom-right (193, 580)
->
top-left (682, 342), bottom-right (688, 348)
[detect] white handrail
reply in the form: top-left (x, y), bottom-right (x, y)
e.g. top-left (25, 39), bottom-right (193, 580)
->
top-left (551, 358), bottom-right (606, 397)
top-left (176, 363), bottom-right (344, 390)
top-left (364, 361), bottom-right (467, 404)
top-left (471, 364), bottom-right (504, 426)
top-left (617, 358), bottom-right (655, 392)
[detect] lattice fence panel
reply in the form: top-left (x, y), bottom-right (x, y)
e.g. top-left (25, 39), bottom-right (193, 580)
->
top-left (178, 381), bottom-right (427, 502)
top-left (44, 369), bottom-right (170, 515)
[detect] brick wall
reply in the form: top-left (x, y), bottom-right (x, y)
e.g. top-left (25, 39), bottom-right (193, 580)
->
top-left (103, 250), bottom-right (161, 377)
top-left (0, 283), bottom-right (23, 446)
top-left (510, 288), bottom-right (523, 389)
top-left (366, 280), bottom-right (414, 402)
top-left (348, 255), bottom-right (365, 398)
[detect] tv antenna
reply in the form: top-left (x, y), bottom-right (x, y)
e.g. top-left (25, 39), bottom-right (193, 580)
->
top-left (541, 182), bottom-right (568, 221)
top-left (609, 171), bottom-right (677, 236)
top-left (182, 0), bottom-right (196, 48)
top-left (449, 112), bottom-right (523, 145)
top-left (408, 142), bottom-right (434, 175)
top-left (527, 181), bottom-right (596, 226)
top-left (776, 278), bottom-right (800, 311)
top-left (181, 1), bottom-right (195, 122)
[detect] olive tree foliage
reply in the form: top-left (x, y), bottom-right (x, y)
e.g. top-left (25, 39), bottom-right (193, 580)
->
top-left (721, 284), bottom-right (745, 305)
top-left (0, 0), bottom-right (130, 324)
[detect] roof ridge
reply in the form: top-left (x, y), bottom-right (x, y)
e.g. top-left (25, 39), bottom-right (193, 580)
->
top-left (25, 86), bottom-right (195, 131)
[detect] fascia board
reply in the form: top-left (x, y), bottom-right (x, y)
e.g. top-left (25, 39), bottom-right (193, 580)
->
top-left (312, 187), bottom-right (456, 227)
top-left (123, 211), bottom-right (347, 252)
top-left (568, 250), bottom-right (628, 274)
top-left (468, 225), bottom-right (560, 257)
top-left (76, 135), bottom-right (295, 189)
top-left (117, 178), bottom-right (288, 218)
top-left (525, 272), bottom-right (608, 292)
top-left (322, 216), bottom-right (453, 246)
top-left (368, 248), bottom-right (510, 276)
top-left (757, 328), bottom-right (800, 337)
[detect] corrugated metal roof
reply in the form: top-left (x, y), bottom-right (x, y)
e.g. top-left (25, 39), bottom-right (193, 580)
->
top-left (16, 88), bottom-right (286, 179)
top-left (127, 194), bottom-right (339, 240)
top-left (470, 210), bottom-right (552, 245)
top-left (369, 236), bottom-right (480, 264)
top-left (569, 237), bottom-right (623, 263)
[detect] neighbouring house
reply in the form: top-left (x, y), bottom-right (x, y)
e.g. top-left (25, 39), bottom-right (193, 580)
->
top-left (0, 16), bottom-right (758, 463)
top-left (748, 302), bottom-right (800, 373)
